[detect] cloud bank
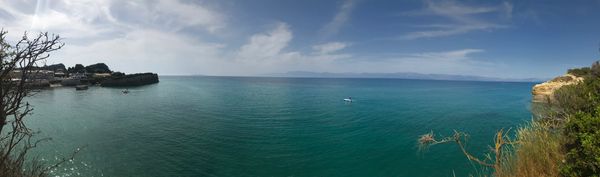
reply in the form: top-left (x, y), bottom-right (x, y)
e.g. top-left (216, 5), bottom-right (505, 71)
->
top-left (0, 0), bottom-right (504, 77)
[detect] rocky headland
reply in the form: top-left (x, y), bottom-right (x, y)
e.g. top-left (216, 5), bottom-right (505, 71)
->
top-left (26, 63), bottom-right (159, 88)
top-left (100, 73), bottom-right (159, 87)
top-left (532, 74), bottom-right (584, 103)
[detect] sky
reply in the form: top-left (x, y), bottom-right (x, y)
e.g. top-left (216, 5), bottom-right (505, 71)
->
top-left (0, 0), bottom-right (599, 79)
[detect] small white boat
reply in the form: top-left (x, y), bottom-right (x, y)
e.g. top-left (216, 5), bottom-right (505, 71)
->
top-left (343, 98), bottom-right (353, 102)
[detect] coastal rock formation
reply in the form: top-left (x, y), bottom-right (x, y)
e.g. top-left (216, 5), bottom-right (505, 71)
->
top-left (85, 63), bottom-right (111, 73)
top-left (532, 74), bottom-right (584, 102)
top-left (67, 64), bottom-right (86, 74)
top-left (101, 73), bottom-right (159, 87)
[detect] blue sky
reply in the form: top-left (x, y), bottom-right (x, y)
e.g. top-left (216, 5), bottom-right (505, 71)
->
top-left (0, 0), bottom-right (599, 79)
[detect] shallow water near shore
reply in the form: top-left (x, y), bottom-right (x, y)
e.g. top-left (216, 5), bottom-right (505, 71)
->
top-left (26, 76), bottom-right (535, 177)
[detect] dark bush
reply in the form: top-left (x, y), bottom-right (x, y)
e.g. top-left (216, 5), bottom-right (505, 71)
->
top-left (567, 67), bottom-right (591, 77)
top-left (551, 75), bottom-right (574, 82)
top-left (592, 61), bottom-right (600, 77)
top-left (111, 72), bottom-right (125, 77)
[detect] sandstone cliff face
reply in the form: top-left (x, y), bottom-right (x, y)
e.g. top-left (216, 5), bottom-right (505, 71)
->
top-left (532, 74), bottom-right (584, 103)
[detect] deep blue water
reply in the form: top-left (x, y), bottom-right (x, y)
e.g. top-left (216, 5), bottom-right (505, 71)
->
top-left (26, 76), bottom-right (535, 177)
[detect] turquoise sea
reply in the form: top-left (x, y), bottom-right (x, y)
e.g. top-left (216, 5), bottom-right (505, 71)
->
top-left (26, 76), bottom-right (536, 177)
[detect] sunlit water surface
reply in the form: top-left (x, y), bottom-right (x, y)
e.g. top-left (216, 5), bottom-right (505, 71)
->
top-left (26, 76), bottom-right (535, 177)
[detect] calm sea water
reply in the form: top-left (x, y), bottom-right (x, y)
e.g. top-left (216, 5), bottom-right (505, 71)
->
top-left (26, 76), bottom-right (535, 177)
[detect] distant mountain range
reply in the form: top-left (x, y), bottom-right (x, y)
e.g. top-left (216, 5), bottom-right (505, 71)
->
top-left (266, 71), bottom-right (546, 82)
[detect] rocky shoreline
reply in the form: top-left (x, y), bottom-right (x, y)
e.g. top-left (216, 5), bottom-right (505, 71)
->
top-left (101, 73), bottom-right (159, 87)
top-left (17, 63), bottom-right (159, 88)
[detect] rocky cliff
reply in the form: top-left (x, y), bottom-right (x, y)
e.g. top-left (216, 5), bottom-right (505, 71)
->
top-left (532, 74), bottom-right (584, 102)
top-left (100, 73), bottom-right (159, 87)
top-left (85, 63), bottom-right (112, 73)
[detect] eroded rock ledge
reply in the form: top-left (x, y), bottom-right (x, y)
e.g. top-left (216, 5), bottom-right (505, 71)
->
top-left (532, 74), bottom-right (583, 103)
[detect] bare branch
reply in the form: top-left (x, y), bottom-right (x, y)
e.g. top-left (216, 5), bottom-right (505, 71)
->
top-left (0, 29), bottom-right (75, 177)
top-left (417, 129), bottom-right (513, 168)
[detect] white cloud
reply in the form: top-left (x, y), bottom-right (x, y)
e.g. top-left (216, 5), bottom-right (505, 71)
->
top-left (53, 29), bottom-right (227, 75)
top-left (231, 23), bottom-right (490, 76)
top-left (342, 49), bottom-right (493, 76)
top-left (410, 49), bottom-right (484, 61)
top-left (0, 0), bottom-right (229, 75)
top-left (0, 0), bottom-right (504, 77)
top-left (0, 0), bottom-right (355, 76)
top-left (0, 0), bottom-right (225, 39)
top-left (233, 23), bottom-right (352, 75)
top-left (399, 0), bottom-right (512, 40)
top-left (155, 0), bottom-right (225, 33)
top-left (237, 23), bottom-right (293, 61)
top-left (312, 42), bottom-right (348, 54)
top-left (320, 0), bottom-right (356, 38)
top-left (108, 0), bottom-right (225, 33)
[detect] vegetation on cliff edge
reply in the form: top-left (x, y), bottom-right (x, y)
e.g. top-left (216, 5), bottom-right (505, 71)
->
top-left (420, 61), bottom-right (600, 177)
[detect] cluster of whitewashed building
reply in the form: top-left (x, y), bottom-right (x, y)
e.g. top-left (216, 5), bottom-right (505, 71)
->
top-left (9, 69), bottom-right (111, 88)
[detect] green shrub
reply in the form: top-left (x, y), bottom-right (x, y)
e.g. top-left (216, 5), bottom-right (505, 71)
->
top-left (561, 109), bottom-right (600, 177)
top-left (552, 61), bottom-right (600, 176)
top-left (553, 84), bottom-right (596, 115)
top-left (567, 67), bottom-right (591, 77)
top-left (553, 69), bottom-right (600, 115)
top-left (419, 61), bottom-right (600, 176)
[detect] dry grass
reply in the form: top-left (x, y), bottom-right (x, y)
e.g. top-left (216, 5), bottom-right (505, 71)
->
top-left (495, 121), bottom-right (564, 177)
top-left (418, 121), bottom-right (564, 177)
